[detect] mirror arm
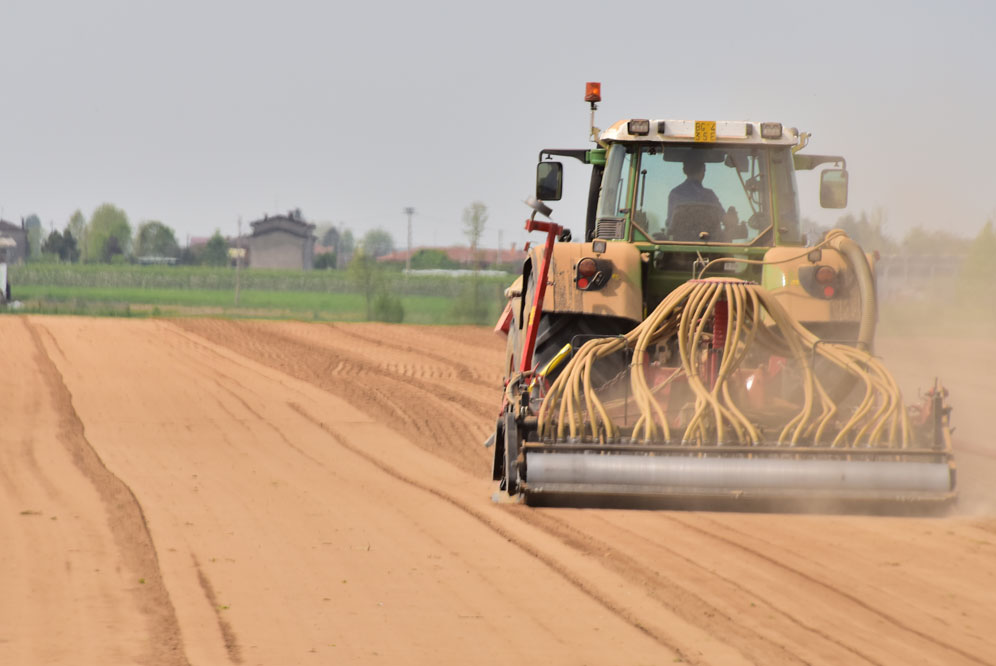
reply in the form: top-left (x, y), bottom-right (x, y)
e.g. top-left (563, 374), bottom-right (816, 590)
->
top-left (538, 149), bottom-right (589, 164)
top-left (793, 154), bottom-right (847, 171)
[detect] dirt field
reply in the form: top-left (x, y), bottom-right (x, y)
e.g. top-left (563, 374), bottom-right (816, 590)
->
top-left (2, 315), bottom-right (994, 665)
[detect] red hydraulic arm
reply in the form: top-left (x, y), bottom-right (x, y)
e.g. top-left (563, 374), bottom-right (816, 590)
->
top-left (519, 217), bottom-right (563, 374)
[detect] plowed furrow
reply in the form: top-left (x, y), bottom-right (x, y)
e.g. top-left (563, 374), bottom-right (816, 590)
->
top-left (519, 508), bottom-right (838, 666)
top-left (174, 320), bottom-right (493, 475)
top-left (27, 319), bottom-right (190, 666)
top-left (324, 323), bottom-right (487, 382)
top-left (661, 513), bottom-right (993, 665)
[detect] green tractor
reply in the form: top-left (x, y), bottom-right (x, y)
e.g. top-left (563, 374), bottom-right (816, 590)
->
top-left (490, 83), bottom-right (955, 511)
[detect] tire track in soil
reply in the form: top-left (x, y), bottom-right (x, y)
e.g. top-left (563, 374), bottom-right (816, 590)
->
top-left (323, 323), bottom-right (487, 382)
top-left (25, 318), bottom-right (190, 666)
top-left (174, 320), bottom-right (786, 662)
top-left (521, 509), bottom-right (829, 666)
top-left (173, 320), bottom-right (494, 476)
top-left (285, 403), bottom-right (689, 663)
top-left (173, 320), bottom-right (995, 664)
top-left (192, 555), bottom-right (242, 664)
top-left (582, 511), bottom-right (886, 666)
top-left (664, 512), bottom-right (993, 666)
top-left (171, 320), bottom-right (697, 660)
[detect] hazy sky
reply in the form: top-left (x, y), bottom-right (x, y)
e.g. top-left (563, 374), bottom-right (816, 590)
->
top-left (2, 0), bottom-right (993, 251)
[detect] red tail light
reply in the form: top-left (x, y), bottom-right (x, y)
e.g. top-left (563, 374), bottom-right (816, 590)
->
top-left (575, 256), bottom-right (612, 291)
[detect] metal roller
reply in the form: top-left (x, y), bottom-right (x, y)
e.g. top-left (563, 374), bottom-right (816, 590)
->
top-left (525, 452), bottom-right (954, 494)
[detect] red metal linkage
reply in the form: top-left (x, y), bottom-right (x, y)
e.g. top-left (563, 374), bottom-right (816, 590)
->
top-left (707, 299), bottom-right (729, 389)
top-left (519, 218), bottom-right (563, 374)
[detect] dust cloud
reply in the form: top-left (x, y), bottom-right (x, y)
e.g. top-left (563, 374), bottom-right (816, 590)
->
top-left (875, 304), bottom-right (996, 517)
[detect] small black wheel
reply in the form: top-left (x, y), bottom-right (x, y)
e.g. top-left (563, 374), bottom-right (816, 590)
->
top-left (503, 411), bottom-right (520, 495)
top-left (491, 417), bottom-right (505, 482)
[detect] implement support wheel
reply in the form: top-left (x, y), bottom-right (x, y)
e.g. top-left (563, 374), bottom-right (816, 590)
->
top-left (503, 411), bottom-right (520, 495)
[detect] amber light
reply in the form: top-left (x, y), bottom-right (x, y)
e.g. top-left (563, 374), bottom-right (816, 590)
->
top-left (585, 82), bottom-right (601, 103)
top-left (815, 266), bottom-right (836, 284)
top-left (577, 258), bottom-right (598, 278)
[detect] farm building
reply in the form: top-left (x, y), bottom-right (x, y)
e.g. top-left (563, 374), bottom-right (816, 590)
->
top-left (246, 210), bottom-right (316, 270)
top-left (0, 220), bottom-right (29, 264)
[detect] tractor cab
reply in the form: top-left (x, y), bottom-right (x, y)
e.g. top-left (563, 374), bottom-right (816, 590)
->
top-left (535, 113), bottom-right (851, 310)
top-left (540, 119), bottom-right (848, 249)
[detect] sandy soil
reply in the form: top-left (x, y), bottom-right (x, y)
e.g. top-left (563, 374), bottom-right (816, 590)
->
top-left (2, 315), bottom-right (994, 665)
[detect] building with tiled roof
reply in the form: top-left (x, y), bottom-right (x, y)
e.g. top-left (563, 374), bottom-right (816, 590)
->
top-left (0, 219), bottom-right (28, 264)
top-left (246, 209), bottom-right (316, 270)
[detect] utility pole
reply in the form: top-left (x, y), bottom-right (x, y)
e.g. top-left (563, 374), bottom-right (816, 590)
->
top-left (234, 217), bottom-right (242, 306)
top-left (403, 207), bottom-right (415, 273)
top-left (496, 229), bottom-right (503, 268)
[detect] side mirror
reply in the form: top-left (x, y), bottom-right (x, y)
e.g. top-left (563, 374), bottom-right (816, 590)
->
top-left (820, 168), bottom-right (848, 208)
top-left (536, 161), bottom-right (563, 201)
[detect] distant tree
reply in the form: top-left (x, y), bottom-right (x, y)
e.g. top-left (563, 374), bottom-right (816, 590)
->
top-left (410, 248), bottom-right (460, 270)
top-left (66, 210), bottom-right (87, 262)
top-left (832, 208), bottom-right (896, 254)
top-left (316, 225), bottom-right (339, 248)
top-left (86, 204), bottom-right (131, 262)
top-left (104, 234), bottom-right (125, 262)
top-left (371, 291), bottom-right (404, 323)
top-left (349, 248), bottom-right (382, 319)
top-left (461, 201), bottom-right (489, 321)
top-left (61, 230), bottom-right (80, 262)
top-left (134, 220), bottom-right (180, 258)
top-left (956, 218), bottom-right (996, 315)
top-left (24, 214), bottom-right (42, 259)
top-left (361, 228), bottom-right (394, 259)
top-left (314, 252), bottom-right (337, 269)
top-left (177, 245), bottom-right (198, 266)
top-left (41, 229), bottom-right (79, 262)
top-left (41, 230), bottom-right (65, 260)
top-left (202, 230), bottom-right (229, 267)
top-left (462, 201), bottom-right (488, 257)
top-left (961, 219), bottom-right (996, 281)
top-left (67, 209), bottom-right (86, 238)
top-left (900, 226), bottom-right (971, 256)
top-left (338, 229), bottom-right (355, 268)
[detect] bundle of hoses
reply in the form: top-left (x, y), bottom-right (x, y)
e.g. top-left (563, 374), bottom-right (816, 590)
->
top-left (537, 277), bottom-right (910, 448)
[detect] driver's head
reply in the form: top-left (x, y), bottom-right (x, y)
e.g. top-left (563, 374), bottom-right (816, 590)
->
top-left (683, 157), bottom-right (706, 181)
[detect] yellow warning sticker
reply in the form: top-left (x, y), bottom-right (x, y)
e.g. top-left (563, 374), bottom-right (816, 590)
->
top-left (694, 121), bottom-right (717, 143)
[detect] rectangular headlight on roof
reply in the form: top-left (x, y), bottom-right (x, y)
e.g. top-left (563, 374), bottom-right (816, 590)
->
top-left (760, 122), bottom-right (783, 139)
top-left (627, 119), bottom-right (650, 135)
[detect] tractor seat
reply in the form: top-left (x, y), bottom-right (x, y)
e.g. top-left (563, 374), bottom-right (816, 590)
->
top-left (668, 203), bottom-right (723, 242)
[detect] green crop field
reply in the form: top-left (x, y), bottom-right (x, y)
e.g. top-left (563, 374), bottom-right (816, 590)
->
top-left (6, 264), bottom-right (511, 324)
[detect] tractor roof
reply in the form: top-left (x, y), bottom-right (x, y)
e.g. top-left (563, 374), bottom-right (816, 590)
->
top-left (600, 119), bottom-right (801, 147)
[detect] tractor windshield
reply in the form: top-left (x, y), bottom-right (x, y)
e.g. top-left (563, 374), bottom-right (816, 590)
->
top-left (597, 143), bottom-right (801, 245)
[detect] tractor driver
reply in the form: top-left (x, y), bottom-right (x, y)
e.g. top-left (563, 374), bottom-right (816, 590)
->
top-left (666, 156), bottom-right (739, 239)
